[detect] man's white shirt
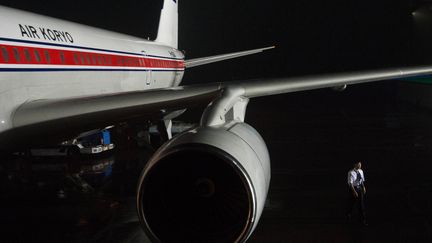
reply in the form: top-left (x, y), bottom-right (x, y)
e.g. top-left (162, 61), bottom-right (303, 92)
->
top-left (347, 169), bottom-right (365, 187)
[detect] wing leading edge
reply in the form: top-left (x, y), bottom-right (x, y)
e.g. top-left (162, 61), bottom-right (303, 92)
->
top-left (235, 65), bottom-right (432, 98)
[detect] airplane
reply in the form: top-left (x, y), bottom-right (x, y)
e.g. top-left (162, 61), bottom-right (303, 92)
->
top-left (1, 0), bottom-right (432, 242)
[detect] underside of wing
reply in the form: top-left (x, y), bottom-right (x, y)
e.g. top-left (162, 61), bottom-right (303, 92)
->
top-left (2, 86), bottom-right (222, 148)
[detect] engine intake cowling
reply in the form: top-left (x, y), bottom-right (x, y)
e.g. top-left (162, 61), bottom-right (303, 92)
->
top-left (137, 122), bottom-right (270, 243)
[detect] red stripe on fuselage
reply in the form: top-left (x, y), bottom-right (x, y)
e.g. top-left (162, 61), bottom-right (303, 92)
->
top-left (0, 44), bottom-right (185, 69)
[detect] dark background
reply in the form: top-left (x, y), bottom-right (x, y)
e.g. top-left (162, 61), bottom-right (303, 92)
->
top-left (2, 0), bottom-right (432, 242)
top-left (0, 0), bottom-right (425, 80)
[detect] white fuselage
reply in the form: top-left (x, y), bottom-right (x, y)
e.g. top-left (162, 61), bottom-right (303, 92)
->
top-left (0, 6), bottom-right (185, 133)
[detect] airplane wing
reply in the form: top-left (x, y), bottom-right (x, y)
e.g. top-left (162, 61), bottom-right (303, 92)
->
top-left (5, 65), bottom-right (432, 147)
top-left (2, 87), bottom-right (222, 147)
top-left (231, 65), bottom-right (432, 97)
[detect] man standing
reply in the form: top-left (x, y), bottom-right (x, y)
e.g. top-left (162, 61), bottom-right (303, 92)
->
top-left (347, 161), bottom-right (367, 226)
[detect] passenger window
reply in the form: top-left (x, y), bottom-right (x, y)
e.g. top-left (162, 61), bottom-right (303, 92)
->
top-left (80, 53), bottom-right (85, 64)
top-left (97, 56), bottom-right (102, 65)
top-left (73, 53), bottom-right (79, 64)
top-left (34, 50), bottom-right (41, 63)
top-left (44, 50), bottom-right (51, 63)
top-left (107, 57), bottom-right (112, 65)
top-left (13, 48), bottom-right (20, 62)
top-left (86, 54), bottom-right (91, 64)
top-left (92, 55), bottom-right (97, 65)
top-left (1, 47), bottom-right (9, 63)
top-left (24, 49), bottom-right (31, 62)
top-left (60, 52), bottom-right (65, 64)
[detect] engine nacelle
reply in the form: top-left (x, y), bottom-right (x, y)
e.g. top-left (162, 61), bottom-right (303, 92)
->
top-left (137, 122), bottom-right (270, 242)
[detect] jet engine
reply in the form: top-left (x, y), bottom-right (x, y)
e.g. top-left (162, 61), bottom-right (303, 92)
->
top-left (136, 122), bottom-right (270, 243)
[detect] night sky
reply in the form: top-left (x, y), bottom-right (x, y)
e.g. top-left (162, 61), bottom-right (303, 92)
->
top-left (0, 0), bottom-right (424, 85)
